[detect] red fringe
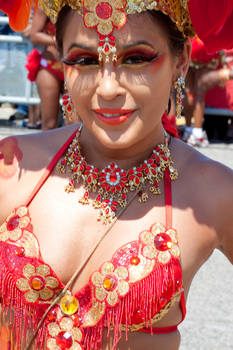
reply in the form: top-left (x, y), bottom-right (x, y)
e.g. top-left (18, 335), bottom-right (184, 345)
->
top-left (1, 241), bottom-right (181, 350)
top-left (0, 244), bottom-right (47, 350)
top-left (82, 258), bottom-right (181, 350)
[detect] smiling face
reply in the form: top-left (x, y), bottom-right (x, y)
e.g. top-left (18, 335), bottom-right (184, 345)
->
top-left (61, 10), bottom-right (190, 154)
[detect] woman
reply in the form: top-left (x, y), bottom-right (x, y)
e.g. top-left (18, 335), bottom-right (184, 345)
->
top-left (183, 36), bottom-right (233, 146)
top-left (27, 7), bottom-right (64, 130)
top-left (0, 1), bottom-right (233, 349)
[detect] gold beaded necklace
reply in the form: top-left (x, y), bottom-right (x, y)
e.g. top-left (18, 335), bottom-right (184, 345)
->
top-left (57, 124), bottom-right (178, 224)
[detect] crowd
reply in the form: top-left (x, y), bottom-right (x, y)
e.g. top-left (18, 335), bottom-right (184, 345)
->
top-left (1, 8), bottom-right (233, 142)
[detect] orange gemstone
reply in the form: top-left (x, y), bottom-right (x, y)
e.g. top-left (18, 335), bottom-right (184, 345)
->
top-left (103, 276), bottom-right (116, 291)
top-left (30, 276), bottom-right (45, 291)
top-left (130, 256), bottom-right (140, 265)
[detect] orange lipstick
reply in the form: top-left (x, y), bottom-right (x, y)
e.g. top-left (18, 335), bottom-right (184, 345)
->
top-left (93, 108), bottom-right (135, 125)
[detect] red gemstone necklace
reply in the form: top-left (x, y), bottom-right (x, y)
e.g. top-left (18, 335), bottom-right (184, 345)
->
top-left (57, 125), bottom-right (178, 224)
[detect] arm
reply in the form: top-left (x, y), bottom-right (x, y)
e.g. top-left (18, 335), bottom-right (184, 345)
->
top-left (215, 166), bottom-right (233, 264)
top-left (30, 8), bottom-right (55, 47)
top-left (0, 137), bottom-right (24, 223)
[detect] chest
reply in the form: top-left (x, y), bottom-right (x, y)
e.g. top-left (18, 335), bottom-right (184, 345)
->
top-left (0, 174), bottom-right (216, 350)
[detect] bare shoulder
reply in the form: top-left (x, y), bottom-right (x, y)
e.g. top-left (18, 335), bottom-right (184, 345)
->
top-left (0, 124), bottom-right (78, 223)
top-left (172, 137), bottom-right (233, 189)
top-left (172, 138), bottom-right (233, 263)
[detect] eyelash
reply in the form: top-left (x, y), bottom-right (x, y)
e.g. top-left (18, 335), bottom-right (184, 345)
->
top-left (63, 56), bottom-right (99, 66)
top-left (123, 54), bottom-right (158, 65)
top-left (63, 54), bottom-right (158, 66)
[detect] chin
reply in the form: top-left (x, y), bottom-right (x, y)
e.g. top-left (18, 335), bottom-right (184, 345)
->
top-left (89, 118), bottom-right (145, 150)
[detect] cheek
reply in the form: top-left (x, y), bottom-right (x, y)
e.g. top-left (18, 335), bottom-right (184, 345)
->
top-left (150, 53), bottom-right (167, 74)
top-left (65, 66), bottom-right (98, 106)
top-left (64, 65), bottom-right (80, 89)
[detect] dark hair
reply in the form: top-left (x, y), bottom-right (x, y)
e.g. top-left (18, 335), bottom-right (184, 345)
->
top-left (56, 5), bottom-right (73, 55)
top-left (56, 6), bottom-right (186, 56)
top-left (149, 10), bottom-right (186, 56)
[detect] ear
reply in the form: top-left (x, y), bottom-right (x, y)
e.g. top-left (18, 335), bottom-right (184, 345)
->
top-left (173, 38), bottom-right (192, 80)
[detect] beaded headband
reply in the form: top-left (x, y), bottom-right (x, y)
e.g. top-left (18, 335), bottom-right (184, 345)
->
top-left (38, 0), bottom-right (194, 61)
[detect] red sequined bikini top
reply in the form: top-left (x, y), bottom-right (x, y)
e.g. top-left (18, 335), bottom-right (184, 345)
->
top-left (0, 129), bottom-right (186, 350)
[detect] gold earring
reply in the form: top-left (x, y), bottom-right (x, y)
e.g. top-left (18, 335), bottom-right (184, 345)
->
top-left (174, 76), bottom-right (185, 119)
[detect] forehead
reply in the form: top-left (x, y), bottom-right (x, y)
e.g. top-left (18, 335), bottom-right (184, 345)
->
top-left (62, 10), bottom-right (169, 53)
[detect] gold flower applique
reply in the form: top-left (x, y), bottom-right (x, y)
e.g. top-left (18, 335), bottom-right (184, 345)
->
top-left (140, 223), bottom-right (180, 264)
top-left (47, 316), bottom-right (83, 350)
top-left (0, 206), bottom-right (30, 242)
top-left (91, 262), bottom-right (129, 306)
top-left (16, 263), bottom-right (59, 303)
top-left (83, 0), bottom-right (127, 36)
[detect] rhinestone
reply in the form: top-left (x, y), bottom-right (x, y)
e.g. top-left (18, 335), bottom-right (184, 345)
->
top-left (7, 215), bottom-right (20, 231)
top-left (47, 309), bottom-right (57, 322)
top-left (15, 247), bottom-right (25, 257)
top-left (60, 295), bottom-right (79, 316)
top-left (30, 276), bottom-right (45, 291)
top-left (110, 173), bottom-right (117, 182)
top-left (154, 233), bottom-right (172, 251)
top-left (130, 256), bottom-right (140, 265)
top-left (103, 276), bottom-right (116, 291)
top-left (56, 331), bottom-right (73, 349)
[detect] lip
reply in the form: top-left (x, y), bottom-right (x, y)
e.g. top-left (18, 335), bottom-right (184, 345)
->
top-left (93, 108), bottom-right (135, 125)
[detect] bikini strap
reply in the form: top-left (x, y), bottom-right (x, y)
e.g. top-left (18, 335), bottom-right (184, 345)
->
top-left (164, 167), bottom-right (172, 228)
top-left (25, 128), bottom-right (78, 207)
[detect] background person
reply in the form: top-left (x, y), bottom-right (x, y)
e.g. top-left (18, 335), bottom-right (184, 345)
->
top-left (27, 7), bottom-right (64, 130)
top-left (183, 36), bottom-right (233, 146)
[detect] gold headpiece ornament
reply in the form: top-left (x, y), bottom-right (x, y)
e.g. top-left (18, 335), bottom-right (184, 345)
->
top-left (39, 0), bottom-right (194, 61)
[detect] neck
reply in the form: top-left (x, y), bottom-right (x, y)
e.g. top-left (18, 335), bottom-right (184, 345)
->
top-left (79, 123), bottom-right (167, 170)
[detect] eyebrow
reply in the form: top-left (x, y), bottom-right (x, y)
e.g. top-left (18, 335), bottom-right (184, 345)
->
top-left (65, 40), bottom-right (155, 54)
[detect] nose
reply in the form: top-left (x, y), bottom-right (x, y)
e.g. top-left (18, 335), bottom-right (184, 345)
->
top-left (96, 66), bottom-right (125, 101)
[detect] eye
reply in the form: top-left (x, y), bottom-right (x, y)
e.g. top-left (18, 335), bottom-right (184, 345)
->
top-left (63, 56), bottom-right (99, 66)
top-left (122, 54), bottom-right (158, 65)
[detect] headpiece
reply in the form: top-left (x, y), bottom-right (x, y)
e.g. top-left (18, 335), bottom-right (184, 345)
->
top-left (1, 0), bottom-right (233, 57)
top-left (38, 0), bottom-right (194, 61)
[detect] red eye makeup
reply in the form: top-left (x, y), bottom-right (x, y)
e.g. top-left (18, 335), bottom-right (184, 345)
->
top-left (151, 53), bottom-right (166, 73)
top-left (63, 49), bottom-right (99, 66)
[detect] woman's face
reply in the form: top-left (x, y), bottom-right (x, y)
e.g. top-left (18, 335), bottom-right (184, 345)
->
top-left (62, 11), bottom-right (190, 151)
